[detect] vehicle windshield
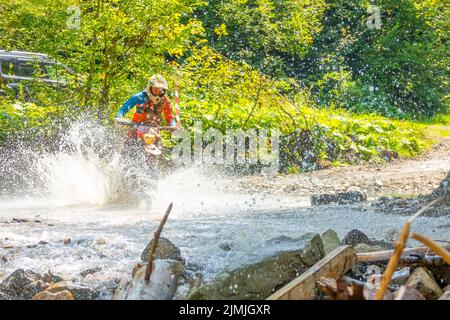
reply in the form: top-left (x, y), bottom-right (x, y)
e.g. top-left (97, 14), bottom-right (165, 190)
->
top-left (42, 62), bottom-right (73, 82)
top-left (1, 58), bottom-right (45, 78)
top-left (0, 58), bottom-right (73, 82)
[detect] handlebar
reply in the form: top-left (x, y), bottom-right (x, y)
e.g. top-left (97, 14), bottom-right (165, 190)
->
top-left (115, 118), bottom-right (178, 131)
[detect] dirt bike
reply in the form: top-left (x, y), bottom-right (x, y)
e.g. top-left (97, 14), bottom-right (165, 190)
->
top-left (115, 117), bottom-right (175, 157)
top-left (115, 118), bottom-right (177, 201)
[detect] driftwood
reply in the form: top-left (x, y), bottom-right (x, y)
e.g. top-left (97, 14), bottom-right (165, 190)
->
top-left (267, 245), bottom-right (356, 300)
top-left (375, 196), bottom-right (445, 300)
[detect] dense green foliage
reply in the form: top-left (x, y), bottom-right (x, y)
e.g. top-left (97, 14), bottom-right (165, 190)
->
top-left (0, 0), bottom-right (448, 171)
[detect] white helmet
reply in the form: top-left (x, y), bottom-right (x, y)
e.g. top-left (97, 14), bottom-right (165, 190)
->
top-left (148, 74), bottom-right (168, 90)
top-left (146, 74), bottom-right (168, 104)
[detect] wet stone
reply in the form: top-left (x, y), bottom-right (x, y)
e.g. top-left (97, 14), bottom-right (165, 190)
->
top-left (32, 290), bottom-right (74, 300)
top-left (80, 267), bottom-right (102, 278)
top-left (321, 229), bottom-right (341, 254)
top-left (406, 267), bottom-right (443, 300)
top-left (0, 269), bottom-right (49, 299)
top-left (219, 243), bottom-right (232, 252)
top-left (343, 229), bottom-right (370, 246)
top-left (188, 233), bottom-right (325, 300)
top-left (141, 237), bottom-right (183, 263)
top-left (45, 281), bottom-right (99, 300)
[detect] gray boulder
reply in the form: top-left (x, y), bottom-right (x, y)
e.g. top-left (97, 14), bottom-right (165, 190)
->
top-left (0, 269), bottom-right (49, 299)
top-left (321, 229), bottom-right (341, 254)
top-left (187, 233), bottom-right (325, 300)
top-left (343, 229), bottom-right (370, 246)
top-left (406, 267), bottom-right (443, 300)
top-left (141, 237), bottom-right (183, 263)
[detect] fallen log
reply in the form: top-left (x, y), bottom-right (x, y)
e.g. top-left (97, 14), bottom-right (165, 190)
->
top-left (266, 245), bottom-right (356, 300)
top-left (410, 233), bottom-right (450, 265)
top-left (357, 245), bottom-right (450, 263)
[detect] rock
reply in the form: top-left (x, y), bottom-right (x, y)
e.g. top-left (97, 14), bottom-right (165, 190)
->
top-left (0, 291), bottom-right (14, 300)
top-left (431, 172), bottom-right (450, 202)
top-left (384, 228), bottom-right (399, 243)
top-left (354, 243), bottom-right (385, 253)
top-left (321, 229), bottom-right (341, 254)
top-left (80, 267), bottom-right (102, 278)
top-left (394, 285), bottom-right (425, 300)
top-left (343, 229), bottom-right (370, 246)
top-left (173, 269), bottom-right (203, 300)
top-left (406, 267), bottom-right (443, 300)
top-left (439, 291), bottom-right (450, 300)
top-left (141, 237), bottom-right (183, 263)
top-left (187, 233), bottom-right (325, 300)
top-left (42, 271), bottom-right (64, 284)
top-left (32, 290), bottom-right (74, 300)
top-left (219, 243), bottom-right (232, 252)
top-left (265, 235), bottom-right (295, 245)
top-left (428, 264), bottom-right (450, 286)
top-left (374, 180), bottom-right (383, 187)
top-left (93, 236), bottom-right (107, 245)
top-left (45, 281), bottom-right (99, 300)
top-left (186, 262), bottom-right (203, 272)
top-left (265, 233), bottom-right (319, 246)
top-left (0, 269), bottom-right (48, 299)
top-left (311, 191), bottom-right (367, 206)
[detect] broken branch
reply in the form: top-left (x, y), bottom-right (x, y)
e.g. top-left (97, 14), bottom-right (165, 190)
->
top-left (144, 202), bottom-right (173, 281)
top-left (411, 233), bottom-right (450, 265)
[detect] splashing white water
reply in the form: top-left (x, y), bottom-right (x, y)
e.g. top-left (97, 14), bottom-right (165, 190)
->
top-left (5, 119), bottom-right (155, 207)
top-left (36, 151), bottom-right (117, 206)
top-left (151, 167), bottom-right (308, 218)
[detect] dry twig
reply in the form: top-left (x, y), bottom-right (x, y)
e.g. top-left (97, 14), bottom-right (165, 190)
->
top-left (411, 233), bottom-right (450, 265)
top-left (144, 202), bottom-right (173, 281)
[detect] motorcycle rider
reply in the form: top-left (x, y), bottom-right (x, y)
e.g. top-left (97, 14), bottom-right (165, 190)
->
top-left (115, 74), bottom-right (180, 136)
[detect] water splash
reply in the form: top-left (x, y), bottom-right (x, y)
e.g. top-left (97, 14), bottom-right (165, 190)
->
top-left (0, 119), bottom-right (154, 207)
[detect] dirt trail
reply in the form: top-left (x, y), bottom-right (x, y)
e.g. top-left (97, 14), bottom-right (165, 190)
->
top-left (231, 135), bottom-right (450, 198)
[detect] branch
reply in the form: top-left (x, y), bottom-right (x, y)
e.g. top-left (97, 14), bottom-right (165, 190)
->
top-left (411, 233), bottom-right (450, 265)
top-left (144, 202), bottom-right (173, 281)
